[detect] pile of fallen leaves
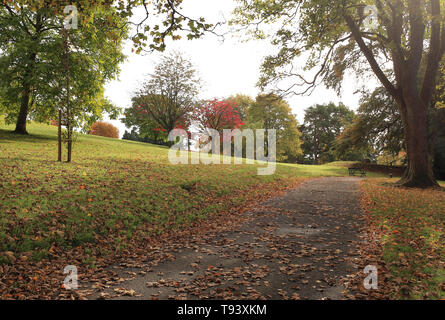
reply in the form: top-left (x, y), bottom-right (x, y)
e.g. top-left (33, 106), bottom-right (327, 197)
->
top-left (345, 179), bottom-right (444, 300)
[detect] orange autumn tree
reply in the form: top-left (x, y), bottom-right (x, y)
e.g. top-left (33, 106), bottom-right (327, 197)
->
top-left (89, 121), bottom-right (119, 139)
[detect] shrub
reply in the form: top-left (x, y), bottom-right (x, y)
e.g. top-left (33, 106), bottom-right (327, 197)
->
top-left (89, 121), bottom-right (119, 139)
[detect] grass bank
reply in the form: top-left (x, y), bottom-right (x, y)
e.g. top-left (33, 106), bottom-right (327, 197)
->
top-left (0, 122), bottom-right (353, 264)
top-left (360, 179), bottom-right (444, 299)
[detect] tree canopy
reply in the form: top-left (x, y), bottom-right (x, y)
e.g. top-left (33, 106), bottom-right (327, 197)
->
top-left (0, 0), bottom-right (218, 52)
top-left (247, 94), bottom-right (303, 162)
top-left (300, 102), bottom-right (355, 164)
top-left (123, 51), bottom-right (200, 136)
top-left (0, 2), bottom-right (127, 134)
top-left (193, 99), bottom-right (245, 135)
top-left (232, 0), bottom-right (445, 187)
top-left (334, 88), bottom-right (404, 160)
top-left (0, 0), bottom-right (218, 135)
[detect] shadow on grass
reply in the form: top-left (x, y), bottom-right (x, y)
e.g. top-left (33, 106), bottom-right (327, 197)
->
top-left (0, 156), bottom-right (62, 165)
top-left (0, 129), bottom-right (55, 142)
top-left (380, 180), bottom-right (445, 192)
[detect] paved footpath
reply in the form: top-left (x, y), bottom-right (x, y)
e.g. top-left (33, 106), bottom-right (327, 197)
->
top-left (93, 177), bottom-right (363, 300)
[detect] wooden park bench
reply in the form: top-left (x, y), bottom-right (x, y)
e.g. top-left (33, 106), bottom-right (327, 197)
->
top-left (348, 167), bottom-right (366, 177)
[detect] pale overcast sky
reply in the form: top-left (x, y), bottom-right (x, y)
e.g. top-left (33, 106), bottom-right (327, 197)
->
top-left (104, 0), bottom-right (374, 137)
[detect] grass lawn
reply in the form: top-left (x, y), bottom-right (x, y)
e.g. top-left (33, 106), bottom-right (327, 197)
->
top-left (360, 179), bottom-right (444, 299)
top-left (1, 122), bottom-right (442, 300)
top-left (0, 122), bottom-right (355, 265)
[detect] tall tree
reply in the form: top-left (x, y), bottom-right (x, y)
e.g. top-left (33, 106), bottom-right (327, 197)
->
top-left (232, 0), bottom-right (445, 187)
top-left (125, 51), bottom-right (200, 134)
top-left (300, 103), bottom-right (355, 164)
top-left (0, 0), bottom-right (221, 135)
top-left (0, 2), bottom-right (126, 134)
top-left (247, 94), bottom-right (302, 162)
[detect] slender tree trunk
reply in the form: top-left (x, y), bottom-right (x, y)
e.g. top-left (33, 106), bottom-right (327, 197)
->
top-left (14, 83), bottom-right (31, 134)
top-left (67, 126), bottom-right (72, 162)
top-left (63, 28), bottom-right (72, 163)
top-left (398, 96), bottom-right (439, 188)
top-left (313, 135), bottom-right (319, 165)
top-left (58, 109), bottom-right (62, 162)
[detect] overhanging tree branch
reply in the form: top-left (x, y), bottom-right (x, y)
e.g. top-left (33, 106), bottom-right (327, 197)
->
top-left (344, 13), bottom-right (398, 99)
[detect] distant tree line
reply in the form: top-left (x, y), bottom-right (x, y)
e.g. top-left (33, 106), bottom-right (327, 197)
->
top-left (122, 128), bottom-right (169, 146)
top-left (120, 52), bottom-right (303, 163)
top-left (120, 51), bottom-right (445, 179)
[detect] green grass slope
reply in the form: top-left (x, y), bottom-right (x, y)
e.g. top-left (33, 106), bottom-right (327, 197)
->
top-left (0, 122), bottom-right (358, 263)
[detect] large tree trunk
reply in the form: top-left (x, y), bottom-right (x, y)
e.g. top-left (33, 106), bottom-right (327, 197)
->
top-left (14, 83), bottom-right (31, 135)
top-left (14, 50), bottom-right (37, 135)
top-left (397, 96), bottom-right (439, 188)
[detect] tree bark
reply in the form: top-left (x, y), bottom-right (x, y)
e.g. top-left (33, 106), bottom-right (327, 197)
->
top-left (13, 7), bottom-right (42, 135)
top-left (14, 83), bottom-right (31, 134)
top-left (343, 8), bottom-right (442, 188)
top-left (397, 96), bottom-right (439, 188)
top-left (58, 109), bottom-right (62, 162)
top-left (14, 45), bottom-right (37, 135)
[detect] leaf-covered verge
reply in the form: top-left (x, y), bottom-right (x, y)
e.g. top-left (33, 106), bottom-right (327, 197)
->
top-left (348, 179), bottom-right (444, 300)
top-left (0, 121), bottom-right (357, 299)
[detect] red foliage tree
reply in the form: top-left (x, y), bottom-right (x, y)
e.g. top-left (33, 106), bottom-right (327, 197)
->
top-left (193, 99), bottom-right (245, 134)
top-left (89, 121), bottom-right (119, 139)
top-left (192, 99), bottom-right (245, 152)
